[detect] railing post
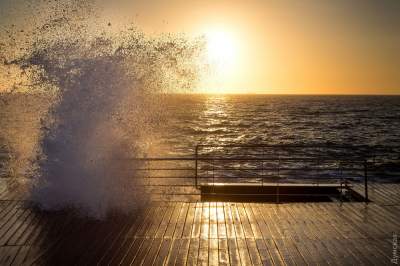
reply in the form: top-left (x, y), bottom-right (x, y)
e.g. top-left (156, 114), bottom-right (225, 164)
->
top-left (337, 160), bottom-right (342, 204)
top-left (261, 147), bottom-right (264, 187)
top-left (364, 161), bottom-right (368, 203)
top-left (195, 146), bottom-right (198, 188)
top-left (212, 159), bottom-right (215, 189)
top-left (261, 160), bottom-right (264, 187)
top-left (277, 152), bottom-right (280, 204)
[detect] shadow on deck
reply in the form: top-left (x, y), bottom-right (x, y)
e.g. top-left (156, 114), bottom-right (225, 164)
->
top-left (5, 206), bottom-right (146, 265)
top-left (200, 183), bottom-right (368, 203)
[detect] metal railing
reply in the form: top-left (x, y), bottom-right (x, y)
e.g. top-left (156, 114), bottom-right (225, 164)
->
top-left (194, 144), bottom-right (376, 202)
top-left (130, 144), bottom-right (399, 202)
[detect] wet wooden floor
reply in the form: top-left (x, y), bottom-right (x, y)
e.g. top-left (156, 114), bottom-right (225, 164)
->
top-left (0, 180), bottom-right (399, 265)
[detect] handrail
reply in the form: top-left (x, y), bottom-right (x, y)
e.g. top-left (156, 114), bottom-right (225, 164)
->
top-left (192, 144), bottom-right (390, 203)
top-left (196, 143), bottom-right (400, 151)
top-left (124, 144), bottom-right (398, 202)
top-left (129, 156), bottom-right (369, 162)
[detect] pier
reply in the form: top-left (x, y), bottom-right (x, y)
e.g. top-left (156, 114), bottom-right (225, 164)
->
top-left (0, 144), bottom-right (399, 265)
top-left (0, 180), bottom-right (399, 265)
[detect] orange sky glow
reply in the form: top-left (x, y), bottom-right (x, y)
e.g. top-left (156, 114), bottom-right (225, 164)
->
top-left (1, 0), bottom-right (399, 94)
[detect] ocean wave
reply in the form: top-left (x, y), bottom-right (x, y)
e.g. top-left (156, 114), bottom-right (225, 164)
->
top-left (1, 0), bottom-right (204, 218)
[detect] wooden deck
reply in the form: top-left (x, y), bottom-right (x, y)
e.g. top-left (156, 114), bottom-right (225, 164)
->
top-left (0, 179), bottom-right (399, 265)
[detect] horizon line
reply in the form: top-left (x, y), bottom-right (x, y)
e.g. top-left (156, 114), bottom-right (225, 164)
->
top-left (1, 91), bottom-right (399, 96)
top-left (179, 92), bottom-right (400, 96)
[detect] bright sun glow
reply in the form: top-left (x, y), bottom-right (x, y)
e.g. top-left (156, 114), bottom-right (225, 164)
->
top-left (198, 28), bottom-right (243, 93)
top-left (205, 29), bottom-right (239, 76)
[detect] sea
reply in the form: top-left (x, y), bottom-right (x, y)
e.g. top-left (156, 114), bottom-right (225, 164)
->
top-left (1, 92), bottom-right (400, 213)
top-left (1, 93), bottom-right (399, 179)
top-left (161, 94), bottom-right (400, 154)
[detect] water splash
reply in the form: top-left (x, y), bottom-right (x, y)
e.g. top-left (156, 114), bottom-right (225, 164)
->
top-left (1, 0), bottom-right (204, 218)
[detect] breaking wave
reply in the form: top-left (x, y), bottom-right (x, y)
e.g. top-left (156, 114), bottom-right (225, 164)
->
top-left (1, 1), bottom-right (204, 218)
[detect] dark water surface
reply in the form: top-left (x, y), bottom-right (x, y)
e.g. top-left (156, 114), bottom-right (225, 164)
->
top-left (1, 94), bottom-right (399, 181)
top-left (161, 94), bottom-right (400, 154)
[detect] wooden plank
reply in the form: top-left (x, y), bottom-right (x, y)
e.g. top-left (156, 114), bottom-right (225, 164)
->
top-left (0, 208), bottom-right (31, 245)
top-left (11, 246), bottom-right (30, 266)
top-left (155, 203), bottom-right (175, 238)
top-left (227, 238), bottom-right (241, 266)
top-left (7, 210), bottom-right (39, 245)
top-left (78, 216), bottom-right (130, 265)
top-left (0, 202), bottom-right (20, 232)
top-left (245, 238), bottom-right (262, 265)
top-left (108, 207), bottom-right (152, 264)
top-left (198, 238), bottom-right (209, 265)
top-left (236, 203), bottom-right (253, 238)
top-left (263, 238), bottom-right (285, 266)
top-left (274, 238), bottom-right (296, 266)
top-left (173, 202), bottom-right (189, 239)
top-left (236, 238), bottom-right (252, 265)
top-left (254, 238), bottom-right (273, 266)
top-left (218, 238), bottom-right (230, 266)
top-left (290, 238), bottom-right (317, 265)
top-left (351, 238), bottom-right (387, 265)
top-left (257, 204), bottom-right (281, 239)
top-left (52, 219), bottom-right (100, 265)
top-left (200, 202), bottom-right (210, 239)
top-left (108, 238), bottom-right (139, 265)
top-left (209, 202), bottom-right (218, 239)
top-left (0, 200), bottom-right (18, 218)
top-left (136, 205), bottom-right (158, 238)
top-left (186, 238), bottom-right (199, 265)
top-left (182, 202), bottom-right (196, 238)
top-left (131, 238), bottom-right (152, 265)
top-left (250, 204), bottom-right (272, 239)
top-left (243, 203), bottom-right (262, 239)
top-left (230, 204), bottom-right (244, 239)
top-left (24, 212), bottom-right (53, 246)
top-left (328, 238), bottom-right (361, 265)
top-left (217, 202), bottom-right (227, 239)
top-left (280, 204), bottom-right (305, 241)
top-left (164, 202), bottom-right (182, 238)
top-left (175, 238), bottom-right (191, 265)
top-left (345, 238), bottom-right (380, 265)
top-left (0, 246), bottom-right (19, 265)
top-left (283, 238), bottom-right (307, 266)
top-left (165, 238), bottom-right (182, 265)
top-left (322, 239), bottom-right (352, 265)
top-left (98, 216), bottom-right (140, 265)
top-left (298, 204), bottom-right (351, 265)
top-left (142, 238), bottom-right (162, 266)
top-left (224, 203), bottom-right (236, 239)
top-left (153, 238), bottom-right (172, 265)
top-left (191, 202), bottom-right (202, 238)
top-left (145, 205), bottom-right (167, 238)
top-left (372, 205), bottom-right (400, 227)
top-left (209, 238), bottom-right (219, 266)
top-left (26, 210), bottom-right (77, 264)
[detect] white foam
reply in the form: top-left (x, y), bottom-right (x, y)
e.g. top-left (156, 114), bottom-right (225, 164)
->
top-left (1, 1), bottom-right (204, 218)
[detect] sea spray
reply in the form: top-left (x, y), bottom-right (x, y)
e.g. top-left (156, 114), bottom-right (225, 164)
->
top-left (1, 0), bottom-right (204, 218)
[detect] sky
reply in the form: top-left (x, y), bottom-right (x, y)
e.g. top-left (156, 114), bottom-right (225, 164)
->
top-left (1, 0), bottom-right (400, 94)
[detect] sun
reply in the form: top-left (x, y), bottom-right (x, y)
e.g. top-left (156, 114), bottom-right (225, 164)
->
top-left (196, 27), bottom-right (243, 93)
top-left (204, 29), bottom-right (239, 76)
